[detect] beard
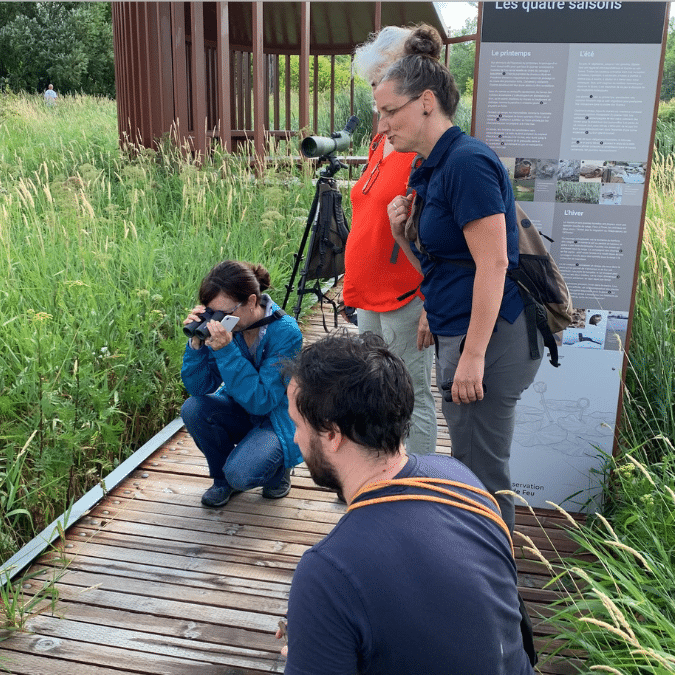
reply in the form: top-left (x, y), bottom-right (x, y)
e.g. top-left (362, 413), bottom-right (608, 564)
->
top-left (305, 433), bottom-right (342, 493)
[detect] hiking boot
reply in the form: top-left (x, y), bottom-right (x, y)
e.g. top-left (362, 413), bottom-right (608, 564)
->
top-left (201, 483), bottom-right (235, 508)
top-left (262, 468), bottom-right (291, 499)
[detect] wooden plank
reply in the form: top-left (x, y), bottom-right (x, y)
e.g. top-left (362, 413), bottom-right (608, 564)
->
top-left (78, 501), bottom-right (332, 544)
top-left (105, 470), bottom-right (344, 507)
top-left (64, 519), bottom-right (312, 560)
top-left (0, 650), bottom-right (139, 675)
top-left (34, 559), bottom-right (289, 603)
top-left (28, 563), bottom-right (290, 607)
top-left (2, 621), bottom-right (281, 674)
top-left (25, 602), bottom-right (280, 653)
top-left (19, 583), bottom-right (280, 633)
top-left (23, 613), bottom-right (285, 670)
top-left (99, 487), bottom-right (346, 520)
top-left (41, 542), bottom-right (294, 585)
top-left (87, 496), bottom-right (339, 536)
top-left (57, 529), bottom-right (301, 571)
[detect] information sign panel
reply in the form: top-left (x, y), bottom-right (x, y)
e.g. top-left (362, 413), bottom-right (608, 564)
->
top-left (474, 1), bottom-right (668, 510)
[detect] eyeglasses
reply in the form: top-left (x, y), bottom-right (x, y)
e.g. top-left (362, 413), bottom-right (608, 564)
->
top-left (361, 159), bottom-right (381, 194)
top-left (221, 302), bottom-right (242, 316)
top-left (378, 95), bottom-right (421, 123)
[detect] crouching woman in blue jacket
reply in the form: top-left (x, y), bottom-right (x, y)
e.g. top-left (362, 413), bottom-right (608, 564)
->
top-left (181, 260), bottom-right (303, 507)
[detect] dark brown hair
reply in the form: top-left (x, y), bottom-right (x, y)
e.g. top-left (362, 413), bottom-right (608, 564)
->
top-left (404, 23), bottom-right (443, 60)
top-left (198, 260), bottom-right (271, 306)
top-left (287, 331), bottom-right (413, 455)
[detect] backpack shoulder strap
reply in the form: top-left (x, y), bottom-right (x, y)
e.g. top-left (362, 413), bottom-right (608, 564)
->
top-left (347, 477), bottom-right (538, 667)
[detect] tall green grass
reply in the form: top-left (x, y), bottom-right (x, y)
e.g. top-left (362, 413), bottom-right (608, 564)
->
top-left (538, 447), bottom-right (675, 674)
top-left (0, 92), bottom-right (321, 559)
top-left (621, 154), bottom-right (675, 458)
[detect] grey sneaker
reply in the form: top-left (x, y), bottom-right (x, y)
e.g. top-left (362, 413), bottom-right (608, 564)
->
top-left (201, 483), bottom-right (234, 507)
top-left (262, 468), bottom-right (291, 499)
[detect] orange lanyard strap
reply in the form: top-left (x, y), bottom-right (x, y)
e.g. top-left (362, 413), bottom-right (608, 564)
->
top-left (348, 478), bottom-right (514, 557)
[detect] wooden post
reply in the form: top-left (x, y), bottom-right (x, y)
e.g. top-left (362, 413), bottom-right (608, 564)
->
top-left (299, 2), bottom-right (310, 132)
top-left (190, 2), bottom-right (207, 159)
top-left (171, 2), bottom-right (189, 149)
top-left (157, 3), bottom-right (175, 135)
top-left (216, 1), bottom-right (232, 152)
top-left (252, 1), bottom-right (265, 173)
top-left (372, 2), bottom-right (383, 137)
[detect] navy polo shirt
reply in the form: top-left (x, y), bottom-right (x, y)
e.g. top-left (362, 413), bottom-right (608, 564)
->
top-left (408, 126), bottom-right (523, 336)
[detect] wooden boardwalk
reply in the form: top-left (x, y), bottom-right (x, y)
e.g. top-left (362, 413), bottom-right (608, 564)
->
top-left (1, 297), bottom-right (586, 674)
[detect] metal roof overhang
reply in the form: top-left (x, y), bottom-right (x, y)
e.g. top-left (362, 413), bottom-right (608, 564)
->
top-left (206, 2), bottom-right (448, 54)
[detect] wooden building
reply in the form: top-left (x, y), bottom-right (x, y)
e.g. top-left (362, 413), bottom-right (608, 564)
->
top-left (110, 2), bottom-right (456, 159)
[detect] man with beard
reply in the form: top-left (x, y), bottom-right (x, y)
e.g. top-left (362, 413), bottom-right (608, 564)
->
top-left (280, 332), bottom-right (536, 675)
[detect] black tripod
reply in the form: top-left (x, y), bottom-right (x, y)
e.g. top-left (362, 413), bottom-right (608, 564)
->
top-left (282, 153), bottom-right (350, 324)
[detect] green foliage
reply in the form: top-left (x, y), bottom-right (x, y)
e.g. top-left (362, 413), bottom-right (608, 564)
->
top-left (1, 513), bottom-right (71, 635)
top-left (655, 119), bottom-right (675, 157)
top-left (283, 54), bottom-right (353, 94)
top-left (0, 2), bottom-right (114, 97)
top-left (453, 96), bottom-right (473, 135)
top-left (659, 99), bottom-right (675, 124)
top-left (332, 81), bottom-right (380, 151)
top-left (542, 448), bottom-right (675, 673)
top-left (0, 565), bottom-right (62, 634)
top-left (447, 41), bottom-right (476, 96)
top-left (661, 18), bottom-right (675, 101)
top-left (620, 154), bottom-right (675, 461)
top-left (446, 14), bottom-right (478, 96)
top-left (0, 92), bottom-right (320, 559)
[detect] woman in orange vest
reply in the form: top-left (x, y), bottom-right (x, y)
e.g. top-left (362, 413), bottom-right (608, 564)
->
top-left (343, 25), bottom-right (438, 456)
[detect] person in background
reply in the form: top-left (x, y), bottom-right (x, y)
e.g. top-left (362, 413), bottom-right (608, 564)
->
top-left (44, 84), bottom-right (57, 104)
top-left (181, 260), bottom-right (303, 507)
top-left (380, 26), bottom-right (544, 532)
top-left (343, 25), bottom-right (437, 456)
top-left (278, 332), bottom-right (536, 675)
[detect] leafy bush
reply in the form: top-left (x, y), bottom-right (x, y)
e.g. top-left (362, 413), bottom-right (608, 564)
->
top-left (0, 2), bottom-right (114, 96)
top-left (659, 99), bottom-right (675, 124)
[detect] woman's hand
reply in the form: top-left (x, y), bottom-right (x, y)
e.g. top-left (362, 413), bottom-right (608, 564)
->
top-left (449, 352), bottom-right (485, 405)
top-left (388, 193), bottom-right (413, 240)
top-left (387, 193), bottom-right (422, 273)
top-left (184, 305), bottom-right (207, 350)
top-left (417, 308), bottom-right (434, 350)
top-left (203, 318), bottom-right (233, 351)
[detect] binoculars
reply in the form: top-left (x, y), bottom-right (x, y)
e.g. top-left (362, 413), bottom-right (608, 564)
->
top-left (183, 308), bottom-right (226, 339)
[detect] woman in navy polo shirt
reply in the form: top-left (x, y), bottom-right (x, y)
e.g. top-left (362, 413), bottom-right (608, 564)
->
top-left (376, 26), bottom-right (543, 532)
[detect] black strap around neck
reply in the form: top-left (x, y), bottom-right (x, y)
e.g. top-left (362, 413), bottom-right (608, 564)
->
top-left (241, 308), bottom-right (286, 331)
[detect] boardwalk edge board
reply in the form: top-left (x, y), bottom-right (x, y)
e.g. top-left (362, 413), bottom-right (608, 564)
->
top-left (1, 418), bottom-right (185, 585)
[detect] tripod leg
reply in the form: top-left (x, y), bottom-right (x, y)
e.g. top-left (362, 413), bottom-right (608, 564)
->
top-left (283, 186), bottom-right (320, 310)
top-left (290, 179), bottom-right (326, 319)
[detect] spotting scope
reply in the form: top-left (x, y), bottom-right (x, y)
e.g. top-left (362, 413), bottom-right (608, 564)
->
top-left (301, 116), bottom-right (359, 158)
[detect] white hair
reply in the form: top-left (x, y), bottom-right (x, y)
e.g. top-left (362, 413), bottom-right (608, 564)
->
top-left (353, 26), bottom-right (412, 86)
